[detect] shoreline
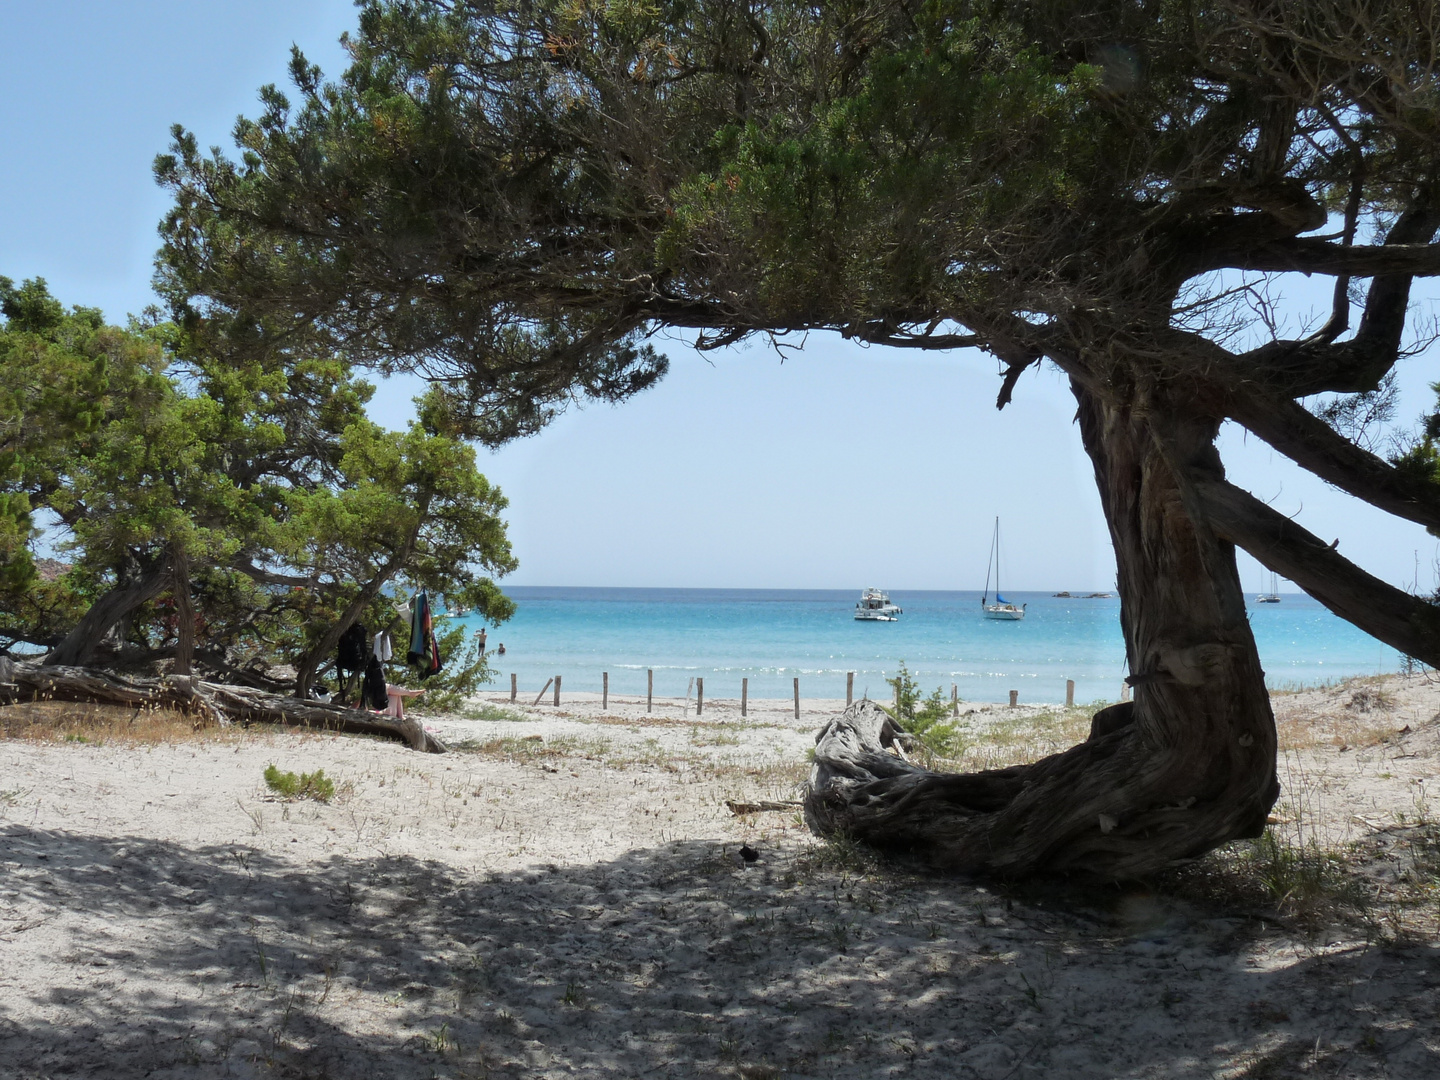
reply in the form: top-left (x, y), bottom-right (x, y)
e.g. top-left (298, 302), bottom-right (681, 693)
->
top-left (468, 688), bottom-right (1079, 713)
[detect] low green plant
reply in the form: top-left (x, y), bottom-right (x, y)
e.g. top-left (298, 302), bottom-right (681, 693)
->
top-left (263, 764), bottom-right (336, 802)
top-left (462, 701), bottom-right (527, 722)
top-left (1243, 828), bottom-right (1361, 915)
top-left (561, 977), bottom-right (585, 1006)
top-left (882, 662), bottom-right (962, 756)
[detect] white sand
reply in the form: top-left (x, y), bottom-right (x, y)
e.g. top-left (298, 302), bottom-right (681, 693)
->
top-left (2, 679), bottom-right (1439, 1078)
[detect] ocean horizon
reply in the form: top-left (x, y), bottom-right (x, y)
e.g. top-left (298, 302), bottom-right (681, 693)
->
top-left (452, 586), bottom-right (1404, 705)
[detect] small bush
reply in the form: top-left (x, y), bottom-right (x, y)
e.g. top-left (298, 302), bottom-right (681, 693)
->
top-left (263, 764), bottom-right (336, 802)
top-left (882, 662), bottom-right (963, 756)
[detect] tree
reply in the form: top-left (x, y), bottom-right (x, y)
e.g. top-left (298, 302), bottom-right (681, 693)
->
top-left (0, 278), bottom-right (107, 599)
top-left (0, 280), bottom-right (516, 699)
top-left (155, 0), bottom-right (1440, 876)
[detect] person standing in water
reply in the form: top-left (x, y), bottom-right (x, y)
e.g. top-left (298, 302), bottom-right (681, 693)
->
top-left (475, 626), bottom-right (487, 654)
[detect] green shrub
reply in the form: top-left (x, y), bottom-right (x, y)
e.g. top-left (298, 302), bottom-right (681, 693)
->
top-left (882, 662), bottom-right (963, 756)
top-left (263, 764), bottom-right (336, 802)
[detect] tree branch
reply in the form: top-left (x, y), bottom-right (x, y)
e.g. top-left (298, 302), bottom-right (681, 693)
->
top-left (230, 558), bottom-right (315, 588)
top-left (1214, 239), bottom-right (1440, 277)
top-left (1193, 477), bottom-right (1440, 666)
top-left (1226, 393), bottom-right (1440, 532)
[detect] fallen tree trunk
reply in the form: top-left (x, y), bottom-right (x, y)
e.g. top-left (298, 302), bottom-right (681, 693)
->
top-left (0, 663), bottom-right (445, 753)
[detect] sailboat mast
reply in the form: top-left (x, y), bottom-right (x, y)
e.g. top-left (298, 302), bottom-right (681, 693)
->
top-left (995, 517), bottom-right (1001, 598)
top-left (982, 516), bottom-right (998, 605)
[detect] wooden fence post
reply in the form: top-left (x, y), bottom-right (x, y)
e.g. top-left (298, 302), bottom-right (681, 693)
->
top-left (952, 684), bottom-right (958, 717)
top-left (1009, 689), bottom-right (1018, 707)
top-left (1066, 679), bottom-right (1075, 708)
top-left (846, 671), bottom-right (854, 706)
top-left (697, 677), bottom-right (704, 716)
top-left (741, 677), bottom-right (748, 717)
top-left (794, 677), bottom-right (800, 720)
top-left (602, 671), bottom-right (608, 712)
top-left (554, 674), bottom-right (561, 707)
top-left (510, 673), bottom-right (517, 703)
top-left (532, 678), bottom-right (553, 706)
top-left (647, 669), bottom-right (653, 713)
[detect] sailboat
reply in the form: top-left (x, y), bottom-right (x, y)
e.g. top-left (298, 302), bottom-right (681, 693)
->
top-left (982, 517), bottom-right (1026, 620)
top-left (1256, 570), bottom-right (1281, 604)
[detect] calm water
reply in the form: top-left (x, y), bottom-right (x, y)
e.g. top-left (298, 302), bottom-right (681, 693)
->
top-left (453, 587), bottom-right (1402, 704)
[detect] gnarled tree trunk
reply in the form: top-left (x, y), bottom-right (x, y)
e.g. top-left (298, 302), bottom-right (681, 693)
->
top-left (806, 380), bottom-right (1279, 879)
top-left (171, 545), bottom-right (196, 677)
top-left (45, 556), bottom-right (171, 667)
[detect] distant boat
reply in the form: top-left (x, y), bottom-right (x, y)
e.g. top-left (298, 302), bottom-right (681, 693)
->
top-left (1256, 571), bottom-right (1281, 604)
top-left (982, 517), bottom-right (1026, 620)
top-left (854, 588), bottom-right (903, 621)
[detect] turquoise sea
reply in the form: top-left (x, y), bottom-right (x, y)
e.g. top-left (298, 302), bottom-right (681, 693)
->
top-left (453, 587), bottom-right (1404, 705)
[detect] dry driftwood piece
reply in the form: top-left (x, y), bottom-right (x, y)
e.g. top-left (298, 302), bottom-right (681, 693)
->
top-left (725, 800), bottom-right (801, 816)
top-left (0, 664), bottom-right (445, 753)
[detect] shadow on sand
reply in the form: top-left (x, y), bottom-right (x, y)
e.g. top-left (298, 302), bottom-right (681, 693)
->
top-left (2, 822), bottom-right (1437, 1079)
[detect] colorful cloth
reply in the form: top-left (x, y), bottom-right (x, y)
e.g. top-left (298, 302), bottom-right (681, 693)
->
top-left (406, 591), bottom-right (443, 678)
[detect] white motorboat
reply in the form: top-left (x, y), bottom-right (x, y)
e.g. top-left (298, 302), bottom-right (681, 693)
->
top-left (854, 587), bottom-right (903, 621)
top-left (981, 517), bottom-right (1026, 620)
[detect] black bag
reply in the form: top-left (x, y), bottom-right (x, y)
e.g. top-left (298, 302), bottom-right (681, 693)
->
top-left (337, 622), bottom-right (368, 674)
top-left (362, 655), bottom-right (389, 710)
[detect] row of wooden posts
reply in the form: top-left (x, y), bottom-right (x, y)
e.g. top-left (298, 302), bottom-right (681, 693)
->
top-left (507, 672), bottom-right (1106, 714)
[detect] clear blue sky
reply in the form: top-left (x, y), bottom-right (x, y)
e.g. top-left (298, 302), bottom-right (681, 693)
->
top-left (4, 1), bottom-right (1437, 592)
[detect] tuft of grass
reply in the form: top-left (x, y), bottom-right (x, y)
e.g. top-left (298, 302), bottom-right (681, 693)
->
top-left (796, 832), bottom-right (881, 877)
top-left (461, 702), bottom-right (530, 723)
top-left (1271, 674), bottom-right (1409, 751)
top-left (263, 764), bottom-right (336, 802)
top-left (1164, 826), bottom-right (1370, 936)
top-left (952, 704), bottom-right (1095, 770)
top-left (449, 734), bottom-right (608, 764)
top-left (1161, 754), bottom-right (1373, 934)
top-left (1240, 829), bottom-right (1364, 919)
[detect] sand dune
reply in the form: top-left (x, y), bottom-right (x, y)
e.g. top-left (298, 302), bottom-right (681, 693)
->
top-left (2, 678), bottom-right (1438, 1078)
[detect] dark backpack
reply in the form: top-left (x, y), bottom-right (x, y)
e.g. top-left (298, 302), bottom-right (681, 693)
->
top-left (337, 622), bottom-right (368, 674)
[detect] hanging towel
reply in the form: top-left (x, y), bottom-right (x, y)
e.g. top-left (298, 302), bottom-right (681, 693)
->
top-left (373, 630), bottom-right (393, 663)
top-left (407, 591), bottom-right (429, 667)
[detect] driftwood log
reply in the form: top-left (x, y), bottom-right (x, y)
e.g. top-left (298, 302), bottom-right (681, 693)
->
top-left (0, 661), bottom-right (445, 753)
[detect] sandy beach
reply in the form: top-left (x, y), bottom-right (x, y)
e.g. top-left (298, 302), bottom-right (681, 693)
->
top-left (3, 679), bottom-right (1440, 1078)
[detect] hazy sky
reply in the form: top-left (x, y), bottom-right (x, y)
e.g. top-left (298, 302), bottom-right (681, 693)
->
top-left (4, 1), bottom-right (1437, 592)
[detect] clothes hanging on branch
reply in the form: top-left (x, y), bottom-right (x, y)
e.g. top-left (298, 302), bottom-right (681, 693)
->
top-left (362, 654), bottom-right (389, 710)
top-left (406, 591), bottom-right (428, 665)
top-left (336, 622), bottom-right (368, 676)
top-left (373, 630), bottom-right (392, 663)
top-left (405, 591), bottom-right (443, 678)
